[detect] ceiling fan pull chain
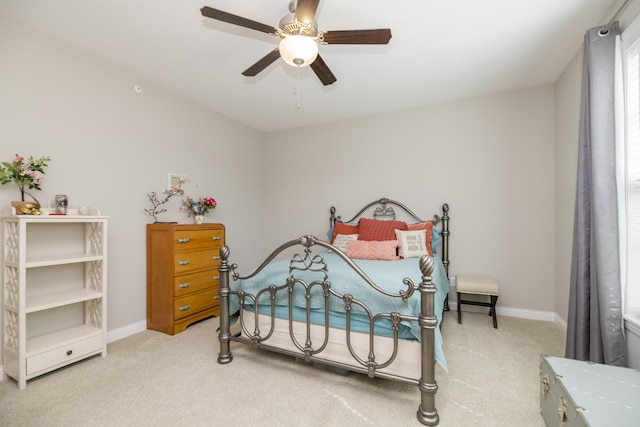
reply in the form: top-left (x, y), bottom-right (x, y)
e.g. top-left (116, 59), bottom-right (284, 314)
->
top-left (295, 65), bottom-right (302, 109)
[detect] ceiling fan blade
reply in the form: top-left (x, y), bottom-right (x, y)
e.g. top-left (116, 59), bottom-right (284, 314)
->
top-left (310, 54), bottom-right (337, 86)
top-left (321, 29), bottom-right (392, 45)
top-left (242, 49), bottom-right (282, 77)
top-left (200, 6), bottom-right (277, 35)
top-left (295, 0), bottom-right (320, 24)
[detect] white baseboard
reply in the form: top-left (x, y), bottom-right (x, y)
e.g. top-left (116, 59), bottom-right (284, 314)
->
top-left (448, 301), bottom-right (558, 322)
top-left (107, 320), bottom-right (147, 343)
top-left (554, 313), bottom-right (568, 330)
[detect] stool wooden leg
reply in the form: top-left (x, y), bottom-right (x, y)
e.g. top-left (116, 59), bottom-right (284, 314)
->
top-left (457, 292), bottom-right (462, 324)
top-left (490, 295), bottom-right (498, 329)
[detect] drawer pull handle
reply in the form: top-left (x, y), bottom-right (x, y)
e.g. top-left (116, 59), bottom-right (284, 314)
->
top-left (178, 238), bottom-right (190, 243)
top-left (179, 282), bottom-right (191, 288)
top-left (214, 295), bottom-right (220, 300)
top-left (179, 304), bottom-right (191, 311)
top-left (212, 236), bottom-right (222, 241)
top-left (178, 260), bottom-right (190, 265)
top-left (213, 256), bottom-right (221, 260)
top-left (66, 350), bottom-right (73, 356)
top-left (213, 275), bottom-right (220, 280)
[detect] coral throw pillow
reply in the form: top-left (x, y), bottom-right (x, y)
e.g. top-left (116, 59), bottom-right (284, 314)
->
top-left (331, 222), bottom-right (359, 242)
top-left (358, 218), bottom-right (407, 241)
top-left (347, 240), bottom-right (399, 261)
top-left (407, 221), bottom-right (434, 256)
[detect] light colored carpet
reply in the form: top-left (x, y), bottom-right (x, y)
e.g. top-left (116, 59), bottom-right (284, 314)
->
top-left (0, 311), bottom-right (565, 426)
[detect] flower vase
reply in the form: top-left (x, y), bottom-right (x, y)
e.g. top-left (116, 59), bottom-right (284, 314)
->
top-left (11, 201), bottom-right (41, 215)
top-left (195, 215), bottom-right (205, 225)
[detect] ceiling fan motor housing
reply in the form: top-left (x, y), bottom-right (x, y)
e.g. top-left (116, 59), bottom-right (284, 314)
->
top-left (279, 13), bottom-right (318, 37)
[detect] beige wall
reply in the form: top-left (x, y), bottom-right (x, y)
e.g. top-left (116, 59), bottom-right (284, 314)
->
top-left (264, 87), bottom-right (556, 315)
top-left (553, 48), bottom-right (583, 324)
top-left (0, 14), bottom-right (269, 370)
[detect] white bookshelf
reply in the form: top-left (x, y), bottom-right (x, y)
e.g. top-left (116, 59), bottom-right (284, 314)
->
top-left (2, 207), bottom-right (108, 389)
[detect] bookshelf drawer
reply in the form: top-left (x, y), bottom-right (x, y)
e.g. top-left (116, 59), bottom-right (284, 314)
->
top-left (27, 334), bottom-right (102, 375)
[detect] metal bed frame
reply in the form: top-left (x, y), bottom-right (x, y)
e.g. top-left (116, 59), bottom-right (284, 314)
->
top-left (216, 199), bottom-right (450, 426)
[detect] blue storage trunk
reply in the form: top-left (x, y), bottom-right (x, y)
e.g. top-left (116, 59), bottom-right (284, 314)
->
top-left (540, 355), bottom-right (640, 426)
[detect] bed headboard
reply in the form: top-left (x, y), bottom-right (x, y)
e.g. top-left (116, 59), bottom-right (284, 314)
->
top-left (329, 198), bottom-right (450, 277)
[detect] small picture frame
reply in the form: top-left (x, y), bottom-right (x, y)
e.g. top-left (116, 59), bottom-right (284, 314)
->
top-left (168, 173), bottom-right (185, 194)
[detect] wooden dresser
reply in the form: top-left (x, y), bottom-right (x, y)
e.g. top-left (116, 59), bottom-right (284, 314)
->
top-left (146, 223), bottom-right (225, 335)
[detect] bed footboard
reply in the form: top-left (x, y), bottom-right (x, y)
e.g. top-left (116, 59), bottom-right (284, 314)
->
top-left (216, 237), bottom-right (440, 426)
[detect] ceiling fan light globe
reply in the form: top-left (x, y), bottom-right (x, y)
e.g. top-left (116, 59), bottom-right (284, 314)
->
top-left (279, 35), bottom-right (318, 68)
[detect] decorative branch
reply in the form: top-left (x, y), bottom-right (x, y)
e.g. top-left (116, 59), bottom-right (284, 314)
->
top-left (145, 191), bottom-right (173, 223)
top-left (145, 175), bottom-right (187, 223)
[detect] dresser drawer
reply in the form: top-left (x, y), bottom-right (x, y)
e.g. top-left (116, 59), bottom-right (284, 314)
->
top-left (174, 229), bottom-right (224, 252)
top-left (174, 289), bottom-right (219, 320)
top-left (175, 269), bottom-right (220, 297)
top-left (27, 334), bottom-right (103, 375)
top-left (174, 249), bottom-right (221, 274)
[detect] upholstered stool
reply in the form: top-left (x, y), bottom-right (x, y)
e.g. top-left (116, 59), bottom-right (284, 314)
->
top-left (456, 274), bottom-right (500, 329)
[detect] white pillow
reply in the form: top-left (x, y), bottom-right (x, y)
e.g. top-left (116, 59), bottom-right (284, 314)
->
top-left (395, 229), bottom-right (428, 258)
top-left (333, 234), bottom-right (359, 252)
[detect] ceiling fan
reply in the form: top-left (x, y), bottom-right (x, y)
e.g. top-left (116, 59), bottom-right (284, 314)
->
top-left (200, 0), bottom-right (392, 86)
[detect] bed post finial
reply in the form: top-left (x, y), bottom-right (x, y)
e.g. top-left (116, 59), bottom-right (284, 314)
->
top-left (220, 244), bottom-right (230, 261)
top-left (330, 206), bottom-right (338, 229)
top-left (418, 254), bottom-right (435, 277)
top-left (217, 245), bottom-right (233, 364)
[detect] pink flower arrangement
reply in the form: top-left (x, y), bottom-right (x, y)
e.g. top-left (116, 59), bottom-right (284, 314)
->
top-left (182, 196), bottom-right (217, 216)
top-left (0, 154), bottom-right (51, 203)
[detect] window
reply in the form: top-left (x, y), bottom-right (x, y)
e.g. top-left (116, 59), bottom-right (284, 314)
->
top-left (623, 19), bottom-right (640, 326)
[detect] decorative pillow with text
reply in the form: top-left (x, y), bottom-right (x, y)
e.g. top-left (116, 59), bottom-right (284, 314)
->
top-left (407, 221), bottom-right (434, 256)
top-left (395, 229), bottom-right (429, 258)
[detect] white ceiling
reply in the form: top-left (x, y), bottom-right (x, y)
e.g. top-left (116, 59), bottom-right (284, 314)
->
top-left (0, 0), bottom-right (620, 133)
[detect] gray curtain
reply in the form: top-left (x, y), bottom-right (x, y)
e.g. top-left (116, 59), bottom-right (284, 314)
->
top-left (566, 22), bottom-right (627, 367)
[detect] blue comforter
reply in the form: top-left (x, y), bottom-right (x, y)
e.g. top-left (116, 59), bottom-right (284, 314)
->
top-left (229, 252), bottom-right (449, 370)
